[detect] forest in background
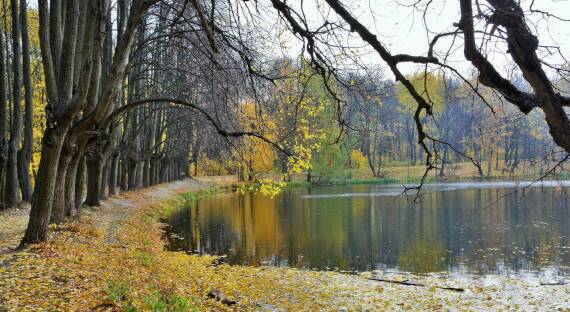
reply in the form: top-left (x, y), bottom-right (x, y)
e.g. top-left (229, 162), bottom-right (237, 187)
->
top-left (193, 66), bottom-right (568, 184)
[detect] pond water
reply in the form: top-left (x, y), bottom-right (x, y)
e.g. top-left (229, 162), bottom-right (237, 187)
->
top-left (164, 181), bottom-right (570, 277)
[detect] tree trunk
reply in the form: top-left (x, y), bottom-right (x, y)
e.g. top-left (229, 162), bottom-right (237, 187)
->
top-left (136, 161), bottom-right (144, 188)
top-left (108, 153), bottom-right (119, 196)
top-left (17, 152), bottom-right (32, 202)
top-left (486, 148), bottom-right (493, 177)
top-left (510, 141), bottom-right (520, 175)
top-left (17, 0), bottom-right (34, 202)
top-left (149, 160), bottom-right (155, 185)
top-left (74, 156), bottom-right (86, 209)
top-left (128, 159), bottom-right (138, 190)
top-left (159, 161), bottom-right (168, 183)
top-left (5, 145), bottom-right (20, 208)
top-left (0, 20), bottom-right (7, 209)
top-left (153, 159), bottom-right (160, 185)
top-left (495, 145), bottom-right (499, 170)
top-left (65, 151), bottom-right (81, 217)
top-left (85, 153), bottom-right (103, 206)
top-left (439, 145), bottom-right (448, 177)
top-left (51, 150), bottom-right (72, 224)
top-left (100, 158), bottom-right (110, 200)
top-left (6, 0), bottom-right (23, 209)
top-left (474, 143), bottom-right (484, 176)
top-left (143, 159), bottom-right (150, 187)
top-left (21, 127), bottom-right (66, 244)
top-left (120, 158), bottom-right (129, 191)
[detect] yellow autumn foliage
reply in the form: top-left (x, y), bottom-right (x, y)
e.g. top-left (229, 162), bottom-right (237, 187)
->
top-left (396, 71), bottom-right (445, 116)
top-left (235, 100), bottom-right (277, 177)
top-left (2, 5), bottom-right (47, 186)
top-left (350, 149), bottom-right (368, 169)
top-left (272, 62), bottom-right (327, 176)
top-left (195, 156), bottom-right (230, 176)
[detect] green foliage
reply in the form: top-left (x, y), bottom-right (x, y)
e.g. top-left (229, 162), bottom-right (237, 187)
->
top-left (144, 289), bottom-right (199, 312)
top-left (136, 251), bottom-right (154, 267)
top-left (106, 280), bottom-right (199, 312)
top-left (177, 188), bottom-right (219, 207)
top-left (396, 71), bottom-right (445, 116)
top-left (311, 142), bottom-right (351, 184)
top-left (105, 280), bottom-right (137, 311)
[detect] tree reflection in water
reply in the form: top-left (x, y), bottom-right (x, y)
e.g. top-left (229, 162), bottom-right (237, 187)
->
top-left (165, 183), bottom-right (570, 276)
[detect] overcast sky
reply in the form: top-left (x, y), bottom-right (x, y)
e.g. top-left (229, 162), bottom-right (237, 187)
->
top-left (26, 0), bottom-right (570, 78)
top-left (272, 0), bottom-right (570, 77)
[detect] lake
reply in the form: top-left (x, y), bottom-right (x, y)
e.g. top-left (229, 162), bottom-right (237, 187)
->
top-left (164, 181), bottom-right (570, 277)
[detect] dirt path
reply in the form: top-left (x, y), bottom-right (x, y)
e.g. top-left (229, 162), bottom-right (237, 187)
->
top-left (0, 206), bottom-right (30, 253)
top-left (0, 178), bottom-right (228, 311)
top-left (0, 178), bottom-right (210, 252)
top-left (86, 179), bottom-right (209, 243)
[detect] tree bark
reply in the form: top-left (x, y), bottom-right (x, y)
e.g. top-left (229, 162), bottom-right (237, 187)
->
top-left (108, 153), bottom-right (119, 196)
top-left (21, 127), bottom-right (66, 244)
top-left (51, 149), bottom-right (72, 224)
top-left (120, 158), bottom-right (129, 191)
top-left (143, 159), bottom-right (150, 187)
top-left (159, 160), bottom-right (167, 183)
top-left (0, 21), bottom-right (7, 209)
top-left (74, 156), bottom-right (86, 209)
top-left (486, 148), bottom-right (493, 177)
top-left (128, 159), bottom-right (138, 190)
top-left (65, 151), bottom-right (81, 216)
top-left (100, 158), bottom-right (110, 200)
top-left (439, 145), bottom-right (448, 177)
top-left (5, 0), bottom-right (23, 208)
top-left (85, 153), bottom-right (103, 206)
top-left (136, 160), bottom-right (144, 188)
top-left (17, 0), bottom-right (33, 202)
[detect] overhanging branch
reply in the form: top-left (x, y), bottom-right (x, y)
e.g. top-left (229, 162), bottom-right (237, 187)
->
top-left (100, 97), bottom-right (290, 156)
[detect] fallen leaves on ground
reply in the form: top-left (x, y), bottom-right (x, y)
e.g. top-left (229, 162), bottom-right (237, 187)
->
top-left (0, 180), bottom-right (569, 311)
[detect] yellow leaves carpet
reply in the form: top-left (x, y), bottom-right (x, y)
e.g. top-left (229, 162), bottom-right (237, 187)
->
top-left (0, 179), bottom-right (568, 311)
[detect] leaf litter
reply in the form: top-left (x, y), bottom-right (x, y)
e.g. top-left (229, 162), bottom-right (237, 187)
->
top-left (0, 179), bottom-right (568, 311)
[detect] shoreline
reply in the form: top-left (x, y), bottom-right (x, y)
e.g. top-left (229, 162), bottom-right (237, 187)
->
top-left (0, 178), bottom-right (568, 310)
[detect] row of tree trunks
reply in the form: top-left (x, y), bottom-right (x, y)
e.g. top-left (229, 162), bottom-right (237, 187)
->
top-left (43, 146), bottom-right (189, 226)
top-left (22, 0), bottom-right (151, 244)
top-left (0, 0), bottom-right (35, 210)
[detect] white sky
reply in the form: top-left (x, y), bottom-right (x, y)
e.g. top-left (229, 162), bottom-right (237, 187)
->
top-left (271, 0), bottom-right (570, 78)
top-left (27, 0), bottom-right (570, 78)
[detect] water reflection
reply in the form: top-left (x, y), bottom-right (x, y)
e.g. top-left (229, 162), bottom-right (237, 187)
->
top-left (165, 183), bottom-right (570, 276)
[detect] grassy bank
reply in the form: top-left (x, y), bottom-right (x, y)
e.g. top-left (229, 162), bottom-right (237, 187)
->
top-left (285, 176), bottom-right (438, 188)
top-left (280, 161), bottom-right (570, 188)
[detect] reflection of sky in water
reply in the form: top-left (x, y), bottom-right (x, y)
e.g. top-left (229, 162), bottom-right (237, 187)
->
top-left (301, 180), bottom-right (570, 198)
top-left (165, 182), bottom-right (570, 278)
